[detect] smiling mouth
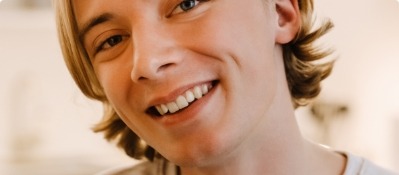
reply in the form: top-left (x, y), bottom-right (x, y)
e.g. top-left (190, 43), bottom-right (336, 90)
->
top-left (146, 80), bottom-right (219, 117)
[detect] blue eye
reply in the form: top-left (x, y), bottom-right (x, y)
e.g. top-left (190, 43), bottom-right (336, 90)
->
top-left (171, 0), bottom-right (202, 15)
top-left (179, 0), bottom-right (198, 11)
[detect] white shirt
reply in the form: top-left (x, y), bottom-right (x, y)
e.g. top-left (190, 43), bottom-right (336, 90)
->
top-left (342, 152), bottom-right (397, 175)
top-left (97, 152), bottom-right (398, 175)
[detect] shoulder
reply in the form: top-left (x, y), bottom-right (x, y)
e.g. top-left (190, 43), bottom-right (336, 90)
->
top-left (95, 159), bottom-right (177, 175)
top-left (341, 152), bottom-right (398, 175)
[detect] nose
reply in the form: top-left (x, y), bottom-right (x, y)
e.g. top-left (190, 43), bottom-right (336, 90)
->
top-left (130, 23), bottom-right (182, 83)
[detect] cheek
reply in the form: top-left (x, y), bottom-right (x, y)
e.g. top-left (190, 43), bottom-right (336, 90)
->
top-left (96, 64), bottom-right (126, 96)
top-left (192, 1), bottom-right (276, 66)
top-left (178, 0), bottom-right (278, 107)
top-left (93, 60), bottom-right (157, 136)
top-left (93, 59), bottom-right (140, 113)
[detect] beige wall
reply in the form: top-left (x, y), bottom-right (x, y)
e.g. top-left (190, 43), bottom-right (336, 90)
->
top-left (1, 0), bottom-right (398, 174)
top-left (0, 10), bottom-right (134, 175)
top-left (307, 0), bottom-right (399, 171)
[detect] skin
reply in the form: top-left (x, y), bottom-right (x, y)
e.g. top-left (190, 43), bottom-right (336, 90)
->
top-left (73, 0), bottom-right (346, 174)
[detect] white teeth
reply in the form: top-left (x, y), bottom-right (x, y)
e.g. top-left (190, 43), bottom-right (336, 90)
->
top-left (155, 104), bottom-right (169, 116)
top-left (154, 83), bottom-right (214, 116)
top-left (201, 84), bottom-right (208, 94)
top-left (166, 102), bottom-right (179, 114)
top-left (155, 106), bottom-right (166, 115)
top-left (193, 86), bottom-right (203, 99)
top-left (185, 90), bottom-right (195, 103)
top-left (176, 95), bottom-right (189, 109)
top-left (160, 104), bottom-right (168, 114)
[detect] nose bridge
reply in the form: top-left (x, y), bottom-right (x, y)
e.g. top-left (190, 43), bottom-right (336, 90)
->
top-left (130, 21), bottom-right (179, 82)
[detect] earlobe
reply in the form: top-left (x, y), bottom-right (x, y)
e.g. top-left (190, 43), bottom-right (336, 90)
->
top-left (275, 0), bottom-right (301, 44)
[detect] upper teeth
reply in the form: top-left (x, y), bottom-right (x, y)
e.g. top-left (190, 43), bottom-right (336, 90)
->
top-left (155, 83), bottom-right (213, 116)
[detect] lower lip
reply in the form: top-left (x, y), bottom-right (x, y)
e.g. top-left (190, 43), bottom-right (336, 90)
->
top-left (153, 82), bottom-right (218, 127)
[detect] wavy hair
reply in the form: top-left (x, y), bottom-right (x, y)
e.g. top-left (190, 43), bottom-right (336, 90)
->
top-left (54, 0), bottom-right (334, 161)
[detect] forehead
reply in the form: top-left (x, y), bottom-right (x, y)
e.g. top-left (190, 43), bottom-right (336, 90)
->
top-left (72, 0), bottom-right (130, 28)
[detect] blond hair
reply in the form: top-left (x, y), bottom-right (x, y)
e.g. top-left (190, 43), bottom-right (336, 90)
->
top-left (54, 0), bottom-right (333, 160)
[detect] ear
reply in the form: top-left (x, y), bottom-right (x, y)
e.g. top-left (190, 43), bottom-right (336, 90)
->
top-left (275, 0), bottom-right (301, 44)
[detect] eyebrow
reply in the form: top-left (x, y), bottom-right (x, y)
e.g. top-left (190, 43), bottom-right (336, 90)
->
top-left (78, 13), bottom-right (114, 40)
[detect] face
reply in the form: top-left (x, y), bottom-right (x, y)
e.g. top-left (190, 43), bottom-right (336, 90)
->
top-left (73, 0), bottom-right (285, 166)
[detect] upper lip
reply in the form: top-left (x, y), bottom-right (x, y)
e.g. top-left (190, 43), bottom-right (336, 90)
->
top-left (146, 80), bottom-right (216, 108)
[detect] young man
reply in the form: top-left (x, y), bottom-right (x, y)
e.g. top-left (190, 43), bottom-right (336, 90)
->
top-left (54, 0), bottom-right (397, 174)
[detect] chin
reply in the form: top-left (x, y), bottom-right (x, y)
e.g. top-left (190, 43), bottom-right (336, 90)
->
top-left (160, 130), bottom-right (241, 168)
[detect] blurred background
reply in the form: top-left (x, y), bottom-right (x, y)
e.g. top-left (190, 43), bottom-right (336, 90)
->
top-left (0, 0), bottom-right (398, 174)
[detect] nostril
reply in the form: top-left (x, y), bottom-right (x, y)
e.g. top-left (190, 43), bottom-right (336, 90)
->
top-left (132, 62), bottom-right (175, 82)
top-left (138, 76), bottom-right (147, 81)
top-left (158, 63), bottom-right (175, 72)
